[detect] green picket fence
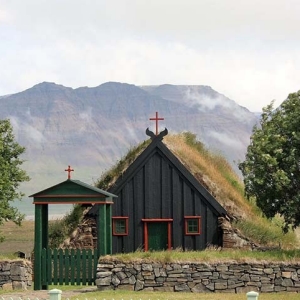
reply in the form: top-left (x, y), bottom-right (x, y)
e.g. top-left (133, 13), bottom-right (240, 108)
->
top-left (41, 248), bottom-right (98, 286)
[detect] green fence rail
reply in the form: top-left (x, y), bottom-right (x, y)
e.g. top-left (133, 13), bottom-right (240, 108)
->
top-left (41, 248), bottom-right (98, 286)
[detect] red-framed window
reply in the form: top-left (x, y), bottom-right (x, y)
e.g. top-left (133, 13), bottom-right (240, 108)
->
top-left (184, 216), bottom-right (201, 235)
top-left (112, 217), bottom-right (129, 236)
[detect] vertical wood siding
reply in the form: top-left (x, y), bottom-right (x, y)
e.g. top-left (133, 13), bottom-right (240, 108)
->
top-left (111, 147), bottom-right (222, 253)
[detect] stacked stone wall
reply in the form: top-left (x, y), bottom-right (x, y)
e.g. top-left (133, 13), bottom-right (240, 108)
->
top-left (96, 260), bottom-right (300, 293)
top-left (0, 260), bottom-right (32, 290)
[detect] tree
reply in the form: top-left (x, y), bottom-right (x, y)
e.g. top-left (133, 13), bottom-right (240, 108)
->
top-left (239, 91), bottom-right (300, 232)
top-left (0, 119), bottom-right (30, 233)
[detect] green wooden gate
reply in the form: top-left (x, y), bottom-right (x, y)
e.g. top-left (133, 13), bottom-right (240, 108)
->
top-left (40, 248), bottom-right (98, 286)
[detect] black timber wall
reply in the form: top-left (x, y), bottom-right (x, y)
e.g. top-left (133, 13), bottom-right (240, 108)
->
top-left (112, 150), bottom-right (222, 253)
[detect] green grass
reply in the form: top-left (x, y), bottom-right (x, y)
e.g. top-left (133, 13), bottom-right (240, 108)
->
top-left (0, 220), bottom-right (34, 257)
top-left (100, 248), bottom-right (300, 264)
top-left (0, 285), bottom-right (299, 300)
top-left (64, 290), bottom-right (300, 300)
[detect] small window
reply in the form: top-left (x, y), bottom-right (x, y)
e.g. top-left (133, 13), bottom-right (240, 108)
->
top-left (184, 216), bottom-right (201, 235)
top-left (112, 217), bottom-right (129, 236)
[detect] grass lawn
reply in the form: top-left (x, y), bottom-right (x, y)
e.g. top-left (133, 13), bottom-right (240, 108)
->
top-left (0, 220), bottom-right (34, 258)
top-left (50, 287), bottom-right (300, 300)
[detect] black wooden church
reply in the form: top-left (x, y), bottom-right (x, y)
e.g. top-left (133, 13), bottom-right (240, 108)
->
top-left (88, 113), bottom-right (227, 253)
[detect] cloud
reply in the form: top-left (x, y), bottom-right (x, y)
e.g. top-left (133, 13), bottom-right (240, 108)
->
top-left (208, 131), bottom-right (245, 150)
top-left (0, 7), bottom-right (12, 23)
top-left (9, 116), bottom-right (45, 144)
top-left (79, 107), bottom-right (93, 122)
top-left (1, 1), bottom-right (300, 112)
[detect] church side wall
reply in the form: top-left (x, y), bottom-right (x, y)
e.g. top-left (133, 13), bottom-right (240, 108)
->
top-left (96, 260), bottom-right (300, 293)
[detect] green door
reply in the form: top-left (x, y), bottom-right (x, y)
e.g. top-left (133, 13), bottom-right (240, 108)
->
top-left (148, 222), bottom-right (168, 250)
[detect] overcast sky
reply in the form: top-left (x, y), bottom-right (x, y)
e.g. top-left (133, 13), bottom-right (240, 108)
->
top-left (1, 0), bottom-right (300, 112)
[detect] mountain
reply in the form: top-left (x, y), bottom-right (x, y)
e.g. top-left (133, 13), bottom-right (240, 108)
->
top-left (0, 82), bottom-right (258, 215)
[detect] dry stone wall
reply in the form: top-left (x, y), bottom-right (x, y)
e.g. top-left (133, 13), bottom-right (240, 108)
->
top-left (0, 260), bottom-right (32, 290)
top-left (96, 260), bottom-right (300, 293)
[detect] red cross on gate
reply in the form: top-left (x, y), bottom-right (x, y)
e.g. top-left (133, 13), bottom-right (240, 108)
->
top-left (65, 165), bottom-right (74, 179)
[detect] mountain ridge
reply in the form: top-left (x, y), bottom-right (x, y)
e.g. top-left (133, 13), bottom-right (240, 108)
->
top-left (0, 82), bottom-right (258, 216)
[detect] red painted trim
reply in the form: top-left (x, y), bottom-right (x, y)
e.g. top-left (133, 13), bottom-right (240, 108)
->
top-left (142, 218), bottom-right (173, 222)
top-left (34, 194), bottom-right (106, 198)
top-left (33, 201), bottom-right (114, 204)
top-left (184, 216), bottom-right (201, 235)
top-left (168, 222), bottom-right (172, 249)
top-left (144, 222), bottom-right (148, 251)
top-left (142, 219), bottom-right (173, 251)
top-left (112, 217), bottom-right (129, 236)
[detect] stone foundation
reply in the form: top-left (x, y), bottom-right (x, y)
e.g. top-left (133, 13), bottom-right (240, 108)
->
top-left (0, 260), bottom-right (32, 290)
top-left (96, 260), bottom-right (300, 293)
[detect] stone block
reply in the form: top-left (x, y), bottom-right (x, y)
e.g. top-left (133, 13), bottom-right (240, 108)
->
top-left (240, 274), bottom-right (250, 281)
top-left (133, 264), bottom-right (141, 272)
top-left (174, 283), bottom-right (190, 292)
top-left (135, 279), bottom-right (144, 291)
top-left (261, 284), bottom-right (274, 292)
top-left (167, 269), bottom-right (183, 274)
top-left (97, 263), bottom-right (114, 270)
top-left (116, 271), bottom-right (127, 280)
top-left (12, 281), bottom-right (27, 290)
top-left (264, 268), bottom-right (273, 274)
top-left (128, 275), bottom-right (136, 284)
top-left (191, 283), bottom-right (211, 293)
top-left (236, 286), bottom-right (259, 293)
top-left (215, 281), bottom-right (227, 290)
top-left (282, 271), bottom-right (292, 278)
top-left (206, 283), bottom-right (215, 291)
top-left (282, 278), bottom-right (293, 287)
top-left (96, 271), bottom-right (112, 278)
top-left (95, 276), bottom-right (111, 286)
top-left (97, 285), bottom-right (114, 291)
top-left (117, 284), bottom-right (134, 291)
top-left (143, 287), bottom-right (154, 291)
top-left (274, 286), bottom-right (286, 292)
top-left (111, 267), bottom-right (123, 272)
top-left (154, 286), bottom-right (174, 292)
top-left (111, 275), bottom-right (120, 286)
top-left (216, 265), bottom-right (228, 272)
top-left (192, 271), bottom-right (212, 278)
top-left (1, 283), bottom-right (13, 290)
top-left (142, 264), bottom-right (153, 271)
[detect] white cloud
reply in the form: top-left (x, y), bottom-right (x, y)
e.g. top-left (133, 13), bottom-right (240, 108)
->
top-left (9, 115), bottom-right (45, 144)
top-left (1, 0), bottom-right (300, 111)
top-left (79, 107), bottom-right (93, 122)
top-left (208, 131), bottom-right (245, 150)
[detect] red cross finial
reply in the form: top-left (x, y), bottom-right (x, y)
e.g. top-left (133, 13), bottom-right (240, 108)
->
top-left (65, 165), bottom-right (74, 180)
top-left (149, 112), bottom-right (164, 136)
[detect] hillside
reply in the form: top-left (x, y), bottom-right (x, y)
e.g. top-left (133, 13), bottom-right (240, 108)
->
top-left (0, 82), bottom-right (258, 216)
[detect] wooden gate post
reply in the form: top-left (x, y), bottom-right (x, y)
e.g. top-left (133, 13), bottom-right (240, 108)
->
top-left (106, 204), bottom-right (112, 254)
top-left (34, 204), bottom-right (48, 290)
top-left (98, 204), bottom-right (107, 256)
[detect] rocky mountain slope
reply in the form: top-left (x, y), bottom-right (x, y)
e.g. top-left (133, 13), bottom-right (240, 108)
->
top-left (0, 82), bottom-right (258, 205)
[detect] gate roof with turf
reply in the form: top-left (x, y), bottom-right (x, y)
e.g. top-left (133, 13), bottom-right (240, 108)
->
top-left (29, 179), bottom-right (117, 204)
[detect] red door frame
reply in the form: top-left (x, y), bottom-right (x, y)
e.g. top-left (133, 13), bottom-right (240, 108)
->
top-left (142, 219), bottom-right (173, 251)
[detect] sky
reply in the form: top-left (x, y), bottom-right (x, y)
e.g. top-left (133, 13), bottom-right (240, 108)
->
top-left (1, 0), bottom-right (300, 112)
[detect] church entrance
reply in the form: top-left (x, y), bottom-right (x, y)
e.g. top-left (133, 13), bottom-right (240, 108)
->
top-left (142, 219), bottom-right (172, 251)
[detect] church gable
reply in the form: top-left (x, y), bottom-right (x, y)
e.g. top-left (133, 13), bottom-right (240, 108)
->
top-left (92, 133), bottom-right (228, 253)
